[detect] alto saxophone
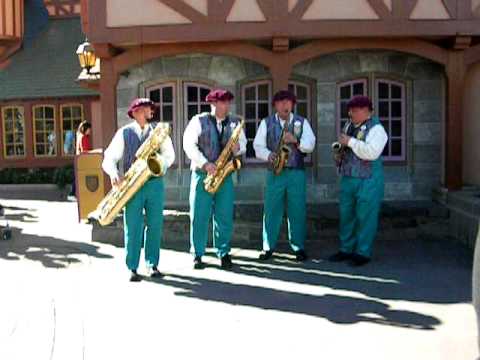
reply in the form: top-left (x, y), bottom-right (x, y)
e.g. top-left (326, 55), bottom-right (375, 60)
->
top-left (332, 120), bottom-right (351, 167)
top-left (272, 124), bottom-right (292, 175)
top-left (90, 122), bottom-right (171, 226)
top-left (204, 117), bottom-right (245, 194)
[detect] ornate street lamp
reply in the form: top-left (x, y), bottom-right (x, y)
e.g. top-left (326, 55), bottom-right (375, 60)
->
top-left (76, 39), bottom-right (97, 75)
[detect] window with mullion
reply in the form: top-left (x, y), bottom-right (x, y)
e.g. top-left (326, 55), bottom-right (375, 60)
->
top-left (337, 79), bottom-right (368, 135)
top-left (61, 104), bottom-right (84, 156)
top-left (33, 105), bottom-right (56, 157)
top-left (288, 81), bottom-right (313, 163)
top-left (242, 81), bottom-right (272, 162)
top-left (376, 79), bottom-right (406, 161)
top-left (184, 83), bottom-right (212, 121)
top-left (147, 83), bottom-right (177, 163)
top-left (2, 106), bottom-right (25, 158)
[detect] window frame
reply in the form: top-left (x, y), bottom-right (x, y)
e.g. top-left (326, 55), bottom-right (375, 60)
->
top-left (374, 78), bottom-right (407, 163)
top-left (2, 106), bottom-right (26, 159)
top-left (60, 103), bottom-right (84, 157)
top-left (32, 104), bottom-right (57, 158)
top-left (288, 79), bottom-right (315, 166)
top-left (241, 79), bottom-right (273, 165)
top-left (336, 78), bottom-right (369, 136)
top-left (182, 81), bottom-right (214, 167)
top-left (146, 82), bottom-right (178, 165)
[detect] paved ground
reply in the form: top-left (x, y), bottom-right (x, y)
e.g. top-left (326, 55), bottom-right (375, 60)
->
top-left (0, 199), bottom-right (477, 360)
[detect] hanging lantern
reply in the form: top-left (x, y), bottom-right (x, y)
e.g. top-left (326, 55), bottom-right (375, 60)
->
top-left (76, 39), bottom-right (97, 74)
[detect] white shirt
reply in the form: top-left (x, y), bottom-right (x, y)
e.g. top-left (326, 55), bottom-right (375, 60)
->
top-left (102, 121), bottom-right (176, 180)
top-left (253, 113), bottom-right (316, 161)
top-left (346, 123), bottom-right (388, 161)
top-left (183, 110), bottom-right (247, 170)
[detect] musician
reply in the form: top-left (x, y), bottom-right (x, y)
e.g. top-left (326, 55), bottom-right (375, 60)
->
top-left (329, 95), bottom-right (388, 266)
top-left (102, 98), bottom-right (175, 281)
top-left (253, 90), bottom-right (316, 261)
top-left (183, 89), bottom-right (247, 270)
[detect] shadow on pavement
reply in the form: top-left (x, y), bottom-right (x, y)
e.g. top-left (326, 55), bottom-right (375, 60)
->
top-left (0, 226), bottom-right (112, 268)
top-left (152, 274), bottom-right (441, 329)
top-left (162, 234), bottom-right (472, 305)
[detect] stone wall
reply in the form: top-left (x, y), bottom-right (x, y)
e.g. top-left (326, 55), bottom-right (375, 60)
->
top-left (116, 51), bottom-right (445, 204)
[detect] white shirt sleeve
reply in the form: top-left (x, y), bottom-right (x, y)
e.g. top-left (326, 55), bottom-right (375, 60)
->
top-left (347, 124), bottom-right (388, 161)
top-left (102, 128), bottom-right (125, 180)
top-left (253, 119), bottom-right (271, 162)
top-left (298, 120), bottom-right (316, 154)
top-left (183, 116), bottom-right (208, 169)
top-left (159, 135), bottom-right (175, 172)
top-left (235, 127), bottom-right (247, 156)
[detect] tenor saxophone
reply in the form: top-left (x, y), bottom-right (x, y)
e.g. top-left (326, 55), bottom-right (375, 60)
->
top-left (90, 122), bottom-right (171, 226)
top-left (272, 124), bottom-right (292, 175)
top-left (204, 117), bottom-right (245, 194)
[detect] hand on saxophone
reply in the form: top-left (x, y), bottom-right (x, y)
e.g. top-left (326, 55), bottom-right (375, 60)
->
top-left (203, 162), bottom-right (217, 176)
top-left (111, 174), bottom-right (124, 188)
top-left (268, 152), bottom-right (278, 164)
top-left (232, 143), bottom-right (240, 155)
top-left (283, 132), bottom-right (298, 145)
top-left (339, 134), bottom-right (351, 146)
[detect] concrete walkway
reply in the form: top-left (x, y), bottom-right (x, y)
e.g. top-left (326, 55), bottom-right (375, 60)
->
top-left (0, 199), bottom-right (477, 360)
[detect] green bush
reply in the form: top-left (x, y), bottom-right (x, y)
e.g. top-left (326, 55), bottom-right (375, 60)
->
top-left (0, 166), bottom-right (74, 188)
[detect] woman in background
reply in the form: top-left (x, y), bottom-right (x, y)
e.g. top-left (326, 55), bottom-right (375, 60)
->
top-left (76, 121), bottom-right (92, 155)
top-left (71, 121), bottom-right (92, 197)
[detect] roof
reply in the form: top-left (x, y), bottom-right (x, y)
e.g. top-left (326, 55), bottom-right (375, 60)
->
top-left (0, 17), bottom-right (99, 101)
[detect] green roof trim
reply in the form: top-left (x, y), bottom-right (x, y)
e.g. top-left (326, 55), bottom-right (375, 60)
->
top-left (0, 18), bottom-right (99, 101)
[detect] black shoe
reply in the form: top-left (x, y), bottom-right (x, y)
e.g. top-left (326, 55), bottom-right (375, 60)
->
top-left (220, 254), bottom-right (233, 269)
top-left (147, 267), bottom-right (163, 278)
top-left (328, 251), bottom-right (352, 262)
top-left (295, 249), bottom-right (308, 262)
top-left (129, 270), bottom-right (142, 282)
top-left (258, 250), bottom-right (274, 261)
top-left (350, 254), bottom-right (371, 267)
top-left (193, 256), bottom-right (205, 270)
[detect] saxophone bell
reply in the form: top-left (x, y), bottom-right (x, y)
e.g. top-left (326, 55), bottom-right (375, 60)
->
top-left (332, 142), bottom-right (343, 154)
top-left (147, 153), bottom-right (165, 177)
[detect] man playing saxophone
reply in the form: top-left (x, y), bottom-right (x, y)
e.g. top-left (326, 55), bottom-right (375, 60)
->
top-left (102, 98), bottom-right (175, 282)
top-left (183, 89), bottom-right (247, 270)
top-left (253, 90), bottom-right (316, 262)
top-left (328, 95), bottom-right (388, 267)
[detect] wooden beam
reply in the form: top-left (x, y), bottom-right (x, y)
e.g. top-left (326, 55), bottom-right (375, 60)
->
top-left (445, 50), bottom-right (467, 190)
top-left (392, 0), bottom-right (417, 18)
top-left (367, 0), bottom-right (393, 19)
top-left (442, 0), bottom-right (457, 18)
top-left (256, 0), bottom-right (274, 21)
top-left (157, 0), bottom-right (207, 24)
top-left (272, 37), bottom-right (289, 52)
top-left (453, 36), bottom-right (471, 50)
top-left (290, 0), bottom-right (313, 20)
top-left (208, 0), bottom-right (235, 21)
top-left (465, 43), bottom-right (480, 66)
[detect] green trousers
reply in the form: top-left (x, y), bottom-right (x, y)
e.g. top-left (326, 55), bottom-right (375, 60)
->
top-left (262, 169), bottom-right (306, 252)
top-left (189, 171), bottom-right (234, 258)
top-left (339, 175), bottom-right (384, 258)
top-left (124, 177), bottom-right (165, 271)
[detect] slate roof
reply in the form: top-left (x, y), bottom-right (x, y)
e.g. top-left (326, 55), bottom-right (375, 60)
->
top-left (0, 17), bottom-right (99, 101)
